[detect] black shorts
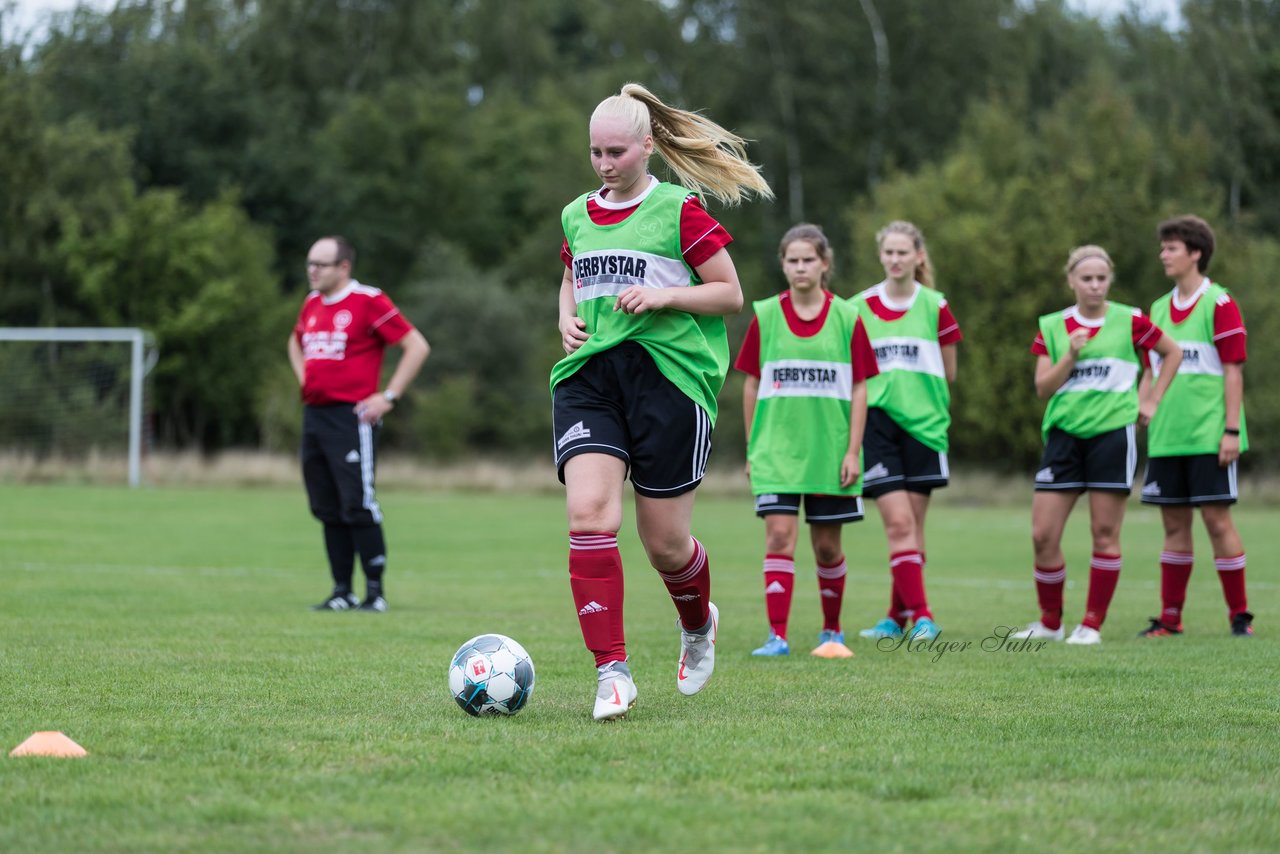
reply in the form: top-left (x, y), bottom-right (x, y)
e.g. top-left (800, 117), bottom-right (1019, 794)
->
top-left (1141, 455), bottom-right (1238, 506)
top-left (754, 493), bottom-right (864, 524)
top-left (552, 342), bottom-right (712, 498)
top-left (301, 404), bottom-right (383, 526)
top-left (1034, 425), bottom-right (1135, 493)
top-left (861, 407), bottom-right (949, 499)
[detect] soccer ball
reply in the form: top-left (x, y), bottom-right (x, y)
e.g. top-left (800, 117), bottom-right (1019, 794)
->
top-left (448, 633), bottom-right (535, 716)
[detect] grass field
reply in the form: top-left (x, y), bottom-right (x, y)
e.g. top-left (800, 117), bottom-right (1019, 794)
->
top-left (2, 482), bottom-right (1278, 852)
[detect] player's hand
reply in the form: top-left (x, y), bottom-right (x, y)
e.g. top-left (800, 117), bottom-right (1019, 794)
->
top-left (840, 452), bottom-right (861, 489)
top-left (1219, 432), bottom-right (1241, 467)
top-left (744, 460), bottom-right (751, 479)
top-left (1137, 397), bottom-right (1156, 427)
top-left (560, 315), bottom-right (589, 354)
top-left (614, 285), bottom-right (669, 315)
top-left (1067, 328), bottom-right (1091, 357)
top-left (354, 394), bottom-right (392, 425)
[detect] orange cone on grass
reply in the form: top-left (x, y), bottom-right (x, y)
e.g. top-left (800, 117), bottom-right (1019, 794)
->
top-left (9, 731), bottom-right (88, 758)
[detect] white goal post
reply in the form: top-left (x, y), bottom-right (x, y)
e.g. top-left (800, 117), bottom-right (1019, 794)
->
top-left (0, 327), bottom-right (157, 487)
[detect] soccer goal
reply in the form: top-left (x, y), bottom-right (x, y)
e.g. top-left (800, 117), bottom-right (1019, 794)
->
top-left (0, 328), bottom-right (158, 487)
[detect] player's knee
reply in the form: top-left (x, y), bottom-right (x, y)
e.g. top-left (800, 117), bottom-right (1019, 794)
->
top-left (764, 532), bottom-right (794, 554)
top-left (763, 522), bottom-right (797, 555)
top-left (1201, 507), bottom-right (1237, 541)
top-left (1031, 525), bottom-right (1057, 556)
top-left (883, 516), bottom-right (915, 547)
top-left (641, 534), bottom-right (693, 574)
top-left (1090, 521), bottom-right (1120, 547)
top-left (566, 500), bottom-right (621, 534)
top-left (1160, 507), bottom-right (1192, 538)
top-left (813, 543), bottom-right (843, 566)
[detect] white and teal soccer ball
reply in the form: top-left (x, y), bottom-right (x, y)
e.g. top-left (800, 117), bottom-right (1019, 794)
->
top-left (448, 633), bottom-right (535, 716)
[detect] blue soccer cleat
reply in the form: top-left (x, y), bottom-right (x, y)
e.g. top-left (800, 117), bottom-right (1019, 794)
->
top-left (908, 617), bottom-right (940, 641)
top-left (751, 631), bottom-right (790, 656)
top-left (858, 618), bottom-right (905, 640)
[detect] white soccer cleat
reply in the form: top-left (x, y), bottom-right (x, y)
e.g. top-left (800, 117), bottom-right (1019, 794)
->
top-left (676, 602), bottom-right (718, 696)
top-left (1009, 620), bottom-right (1065, 641)
top-left (592, 663), bottom-right (638, 721)
top-left (1065, 625), bottom-right (1102, 645)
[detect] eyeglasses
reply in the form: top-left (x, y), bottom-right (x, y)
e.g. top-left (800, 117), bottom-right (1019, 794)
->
top-left (306, 260), bottom-right (341, 270)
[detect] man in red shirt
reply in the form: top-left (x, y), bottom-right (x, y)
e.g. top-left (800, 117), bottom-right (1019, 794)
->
top-left (288, 236), bottom-right (430, 612)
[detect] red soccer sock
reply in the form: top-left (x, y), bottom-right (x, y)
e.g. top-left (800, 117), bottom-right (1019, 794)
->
top-left (763, 553), bottom-right (796, 639)
top-left (657, 536), bottom-right (712, 631)
top-left (1034, 564), bottom-right (1066, 631)
top-left (1215, 553), bottom-right (1248, 617)
top-left (816, 556), bottom-right (848, 632)
top-left (1159, 550), bottom-right (1194, 628)
top-left (568, 531), bottom-right (626, 667)
top-left (888, 585), bottom-right (909, 627)
top-left (890, 550), bottom-right (931, 622)
top-left (1082, 552), bottom-right (1122, 630)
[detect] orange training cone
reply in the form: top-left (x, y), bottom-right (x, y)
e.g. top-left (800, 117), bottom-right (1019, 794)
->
top-left (811, 641), bottom-right (855, 659)
top-left (9, 731), bottom-right (88, 758)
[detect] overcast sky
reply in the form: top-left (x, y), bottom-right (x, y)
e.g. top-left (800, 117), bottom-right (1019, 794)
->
top-left (5, 0), bottom-right (1186, 41)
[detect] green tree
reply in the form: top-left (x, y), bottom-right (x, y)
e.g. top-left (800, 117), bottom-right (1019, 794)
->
top-left (0, 59), bottom-right (135, 325)
top-left (63, 189), bottom-right (280, 447)
top-left (389, 239), bottom-right (555, 459)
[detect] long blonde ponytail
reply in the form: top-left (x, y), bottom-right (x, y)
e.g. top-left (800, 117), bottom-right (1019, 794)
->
top-left (591, 83), bottom-right (774, 207)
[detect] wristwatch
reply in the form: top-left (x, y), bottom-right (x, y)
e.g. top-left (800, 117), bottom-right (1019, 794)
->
top-left (382, 389), bottom-right (398, 404)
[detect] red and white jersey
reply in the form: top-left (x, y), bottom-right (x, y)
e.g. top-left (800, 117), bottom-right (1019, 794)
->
top-left (861, 283), bottom-right (964, 345)
top-left (733, 290), bottom-right (879, 382)
top-left (560, 176), bottom-right (732, 270)
top-left (293, 280), bottom-right (414, 405)
top-left (1030, 305), bottom-right (1162, 357)
top-left (1167, 281), bottom-right (1247, 363)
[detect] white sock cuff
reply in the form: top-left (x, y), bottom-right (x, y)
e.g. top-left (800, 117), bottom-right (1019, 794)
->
top-left (1215, 554), bottom-right (1246, 572)
top-left (570, 532), bottom-right (618, 551)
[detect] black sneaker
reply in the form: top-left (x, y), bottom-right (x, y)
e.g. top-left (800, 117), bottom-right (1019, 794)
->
top-left (312, 592), bottom-right (360, 611)
top-left (1137, 617), bottom-right (1183, 638)
top-left (1231, 611), bottom-right (1255, 637)
top-left (358, 595), bottom-right (388, 612)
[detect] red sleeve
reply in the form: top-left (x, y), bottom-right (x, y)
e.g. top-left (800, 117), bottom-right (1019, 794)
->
top-left (852, 318), bottom-right (880, 382)
top-left (370, 293), bottom-right (412, 344)
top-left (1214, 297), bottom-right (1247, 363)
top-left (1131, 312), bottom-right (1162, 352)
top-left (293, 302), bottom-right (307, 341)
top-left (1030, 332), bottom-right (1048, 356)
top-left (681, 195), bottom-right (733, 269)
top-left (733, 317), bottom-right (762, 378)
top-left (938, 303), bottom-right (963, 345)
top-left (561, 238), bottom-right (573, 269)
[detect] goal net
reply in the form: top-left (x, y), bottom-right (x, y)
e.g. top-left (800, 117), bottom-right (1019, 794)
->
top-left (0, 328), bottom-right (157, 486)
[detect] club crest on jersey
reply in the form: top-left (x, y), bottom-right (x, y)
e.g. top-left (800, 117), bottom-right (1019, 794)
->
top-left (635, 214), bottom-right (663, 240)
top-left (333, 310), bottom-right (352, 330)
